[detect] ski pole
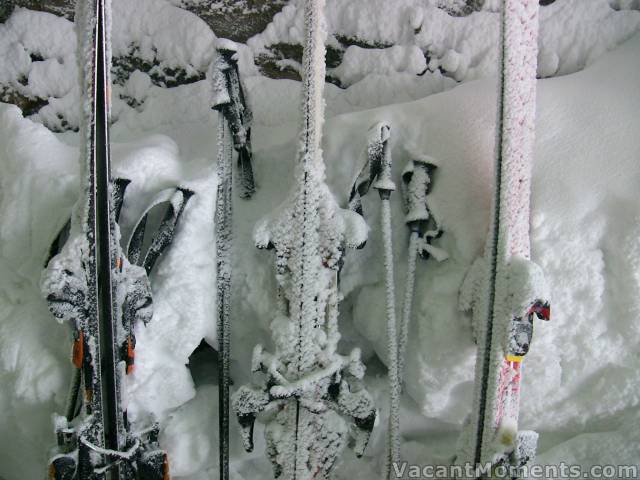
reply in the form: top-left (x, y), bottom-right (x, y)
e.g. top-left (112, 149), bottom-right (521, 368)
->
top-left (372, 124), bottom-right (400, 479)
top-left (398, 157), bottom-right (438, 389)
top-left (211, 38), bottom-right (256, 480)
top-left (398, 228), bottom-right (419, 391)
top-left (213, 104), bottom-right (233, 480)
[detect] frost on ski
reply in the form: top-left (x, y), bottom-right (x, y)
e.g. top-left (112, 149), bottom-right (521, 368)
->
top-left (232, 1), bottom-right (375, 478)
top-left (456, 0), bottom-right (550, 469)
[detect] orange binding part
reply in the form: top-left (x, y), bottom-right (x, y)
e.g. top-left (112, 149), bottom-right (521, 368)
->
top-left (72, 330), bottom-right (84, 369)
top-left (163, 453), bottom-right (171, 480)
top-left (126, 335), bottom-right (135, 375)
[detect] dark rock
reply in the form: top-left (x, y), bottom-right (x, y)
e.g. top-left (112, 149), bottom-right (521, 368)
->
top-left (6, 0), bottom-right (74, 20)
top-left (0, 86), bottom-right (49, 116)
top-left (176, 0), bottom-right (288, 43)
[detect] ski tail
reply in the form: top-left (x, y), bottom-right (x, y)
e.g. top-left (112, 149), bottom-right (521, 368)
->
top-left (464, 0), bottom-right (544, 473)
top-left (236, 142), bottom-right (255, 199)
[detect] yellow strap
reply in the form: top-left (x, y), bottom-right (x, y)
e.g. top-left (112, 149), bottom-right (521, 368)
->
top-left (506, 355), bottom-right (524, 363)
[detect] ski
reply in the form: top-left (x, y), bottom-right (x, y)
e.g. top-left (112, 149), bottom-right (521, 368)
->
top-left (458, 0), bottom-right (550, 477)
top-left (232, 1), bottom-right (376, 478)
top-left (44, 1), bottom-right (170, 478)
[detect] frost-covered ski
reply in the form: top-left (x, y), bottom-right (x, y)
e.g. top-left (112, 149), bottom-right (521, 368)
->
top-left (232, 1), bottom-right (376, 479)
top-left (210, 39), bottom-right (255, 480)
top-left (457, 0), bottom-right (550, 476)
top-left (43, 1), bottom-right (169, 478)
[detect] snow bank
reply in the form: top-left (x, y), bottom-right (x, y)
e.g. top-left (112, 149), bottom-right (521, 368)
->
top-left (324, 31), bottom-right (640, 463)
top-left (2, 0), bottom-right (638, 132)
top-left (249, 0), bottom-right (640, 87)
top-left (0, 104), bottom-right (77, 478)
top-left (111, 0), bottom-right (217, 75)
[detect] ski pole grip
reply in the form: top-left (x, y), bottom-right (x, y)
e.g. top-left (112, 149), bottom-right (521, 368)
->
top-left (373, 123), bottom-right (395, 197)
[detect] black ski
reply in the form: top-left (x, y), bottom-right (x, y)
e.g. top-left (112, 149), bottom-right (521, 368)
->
top-left (45, 2), bottom-right (170, 478)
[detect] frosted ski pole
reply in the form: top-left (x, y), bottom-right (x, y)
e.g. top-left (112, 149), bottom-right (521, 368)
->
top-left (371, 123), bottom-right (401, 479)
top-left (398, 157), bottom-right (443, 389)
top-left (215, 114), bottom-right (233, 480)
top-left (212, 61), bottom-right (233, 480)
top-left (212, 41), bottom-right (256, 199)
top-left (210, 38), bottom-right (257, 480)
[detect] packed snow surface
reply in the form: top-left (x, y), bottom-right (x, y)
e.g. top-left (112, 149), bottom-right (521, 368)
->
top-left (0, 1), bottom-right (640, 479)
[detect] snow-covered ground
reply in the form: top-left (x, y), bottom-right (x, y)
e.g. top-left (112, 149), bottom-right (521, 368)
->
top-left (0, 1), bottom-right (639, 479)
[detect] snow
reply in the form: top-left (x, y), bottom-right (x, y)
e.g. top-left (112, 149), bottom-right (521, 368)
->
top-left (3, 0), bottom-right (638, 133)
top-left (330, 45), bottom-right (427, 86)
top-left (249, 0), bottom-right (640, 87)
top-left (1, 1), bottom-right (640, 479)
top-left (111, 0), bottom-right (217, 75)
